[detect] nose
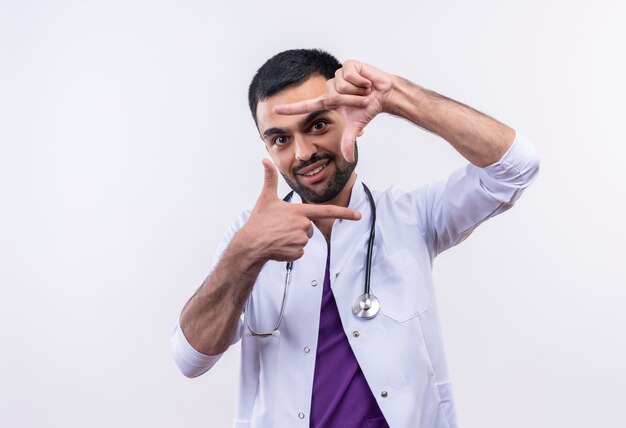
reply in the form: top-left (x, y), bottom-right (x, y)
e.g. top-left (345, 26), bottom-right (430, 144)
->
top-left (294, 135), bottom-right (317, 162)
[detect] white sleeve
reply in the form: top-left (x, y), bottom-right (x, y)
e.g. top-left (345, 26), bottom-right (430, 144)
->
top-left (170, 322), bottom-right (224, 378)
top-left (421, 131), bottom-right (540, 256)
top-left (170, 211), bottom-right (250, 378)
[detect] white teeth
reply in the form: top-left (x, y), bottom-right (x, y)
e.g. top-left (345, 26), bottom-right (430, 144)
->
top-left (303, 164), bottom-right (326, 176)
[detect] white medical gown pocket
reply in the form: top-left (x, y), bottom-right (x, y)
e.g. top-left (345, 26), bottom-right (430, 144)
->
top-left (370, 249), bottom-right (430, 322)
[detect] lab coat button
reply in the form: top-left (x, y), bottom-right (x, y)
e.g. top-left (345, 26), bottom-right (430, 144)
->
top-left (303, 346), bottom-right (310, 353)
top-left (352, 330), bottom-right (360, 337)
top-left (298, 412), bottom-right (305, 419)
top-left (311, 280), bottom-right (317, 287)
top-left (381, 391), bottom-right (388, 398)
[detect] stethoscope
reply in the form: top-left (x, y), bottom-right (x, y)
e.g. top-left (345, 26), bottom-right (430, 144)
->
top-left (244, 183), bottom-right (379, 337)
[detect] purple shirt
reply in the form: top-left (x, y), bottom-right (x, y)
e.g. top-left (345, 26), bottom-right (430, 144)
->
top-left (309, 246), bottom-right (389, 428)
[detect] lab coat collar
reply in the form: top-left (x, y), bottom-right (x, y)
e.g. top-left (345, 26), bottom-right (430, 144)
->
top-left (284, 175), bottom-right (371, 281)
top-left (347, 175), bottom-right (366, 211)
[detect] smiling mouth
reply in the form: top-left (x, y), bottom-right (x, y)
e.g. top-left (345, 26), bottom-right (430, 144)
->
top-left (296, 158), bottom-right (330, 178)
top-left (301, 163), bottom-right (327, 176)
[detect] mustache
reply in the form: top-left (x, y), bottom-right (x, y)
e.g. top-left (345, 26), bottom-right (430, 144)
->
top-left (292, 153), bottom-right (334, 174)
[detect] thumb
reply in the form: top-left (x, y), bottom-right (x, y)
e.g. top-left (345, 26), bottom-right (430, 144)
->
top-left (341, 124), bottom-right (362, 163)
top-left (260, 158), bottom-right (279, 199)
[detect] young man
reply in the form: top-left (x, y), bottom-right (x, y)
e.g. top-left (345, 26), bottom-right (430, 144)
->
top-left (171, 49), bottom-right (539, 427)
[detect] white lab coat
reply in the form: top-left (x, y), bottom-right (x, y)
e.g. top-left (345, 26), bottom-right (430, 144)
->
top-left (171, 133), bottom-right (540, 428)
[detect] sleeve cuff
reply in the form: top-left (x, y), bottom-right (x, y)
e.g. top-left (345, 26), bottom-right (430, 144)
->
top-left (482, 131), bottom-right (540, 184)
top-left (170, 322), bottom-right (222, 378)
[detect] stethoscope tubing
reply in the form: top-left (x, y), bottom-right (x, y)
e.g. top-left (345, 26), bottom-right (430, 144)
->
top-left (362, 184), bottom-right (376, 297)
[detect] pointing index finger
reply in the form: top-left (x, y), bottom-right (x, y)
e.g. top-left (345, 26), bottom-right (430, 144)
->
top-left (295, 204), bottom-right (362, 221)
top-left (273, 96), bottom-right (326, 116)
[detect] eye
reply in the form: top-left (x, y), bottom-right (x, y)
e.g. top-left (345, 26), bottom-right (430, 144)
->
top-left (310, 120), bottom-right (328, 132)
top-left (273, 135), bottom-right (289, 146)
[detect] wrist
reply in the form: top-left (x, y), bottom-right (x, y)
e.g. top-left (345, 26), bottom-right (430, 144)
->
top-left (383, 75), bottom-right (426, 119)
top-left (229, 226), bottom-right (269, 271)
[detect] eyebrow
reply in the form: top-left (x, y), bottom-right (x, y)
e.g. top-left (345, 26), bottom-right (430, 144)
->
top-left (262, 109), bottom-right (330, 139)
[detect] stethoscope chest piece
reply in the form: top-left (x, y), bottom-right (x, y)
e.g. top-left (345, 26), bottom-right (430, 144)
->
top-left (352, 293), bottom-right (380, 319)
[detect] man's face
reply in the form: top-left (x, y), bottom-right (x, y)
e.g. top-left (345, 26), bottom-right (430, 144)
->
top-left (256, 75), bottom-right (357, 204)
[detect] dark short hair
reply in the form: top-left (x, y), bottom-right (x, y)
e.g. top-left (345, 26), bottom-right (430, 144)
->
top-left (248, 49), bottom-right (341, 124)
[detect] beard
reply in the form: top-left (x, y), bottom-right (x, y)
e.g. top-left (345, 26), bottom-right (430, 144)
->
top-left (281, 146), bottom-right (358, 204)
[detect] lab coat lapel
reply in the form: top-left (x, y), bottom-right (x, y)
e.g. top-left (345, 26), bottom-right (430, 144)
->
top-left (329, 179), bottom-right (371, 280)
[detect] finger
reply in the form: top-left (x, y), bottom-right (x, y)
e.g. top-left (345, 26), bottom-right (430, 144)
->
top-left (306, 222), bottom-right (314, 239)
top-left (273, 96), bottom-right (326, 115)
top-left (336, 81), bottom-right (371, 96)
top-left (341, 61), bottom-right (373, 88)
top-left (354, 63), bottom-right (391, 88)
top-left (274, 94), bottom-right (367, 115)
top-left (328, 94), bottom-right (369, 109)
top-left (260, 159), bottom-right (278, 198)
top-left (297, 204), bottom-right (362, 221)
top-left (334, 69), bottom-right (371, 96)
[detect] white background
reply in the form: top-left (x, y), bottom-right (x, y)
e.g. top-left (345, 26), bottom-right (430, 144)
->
top-left (1, 0), bottom-right (625, 427)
